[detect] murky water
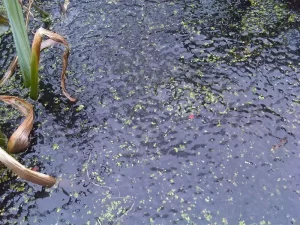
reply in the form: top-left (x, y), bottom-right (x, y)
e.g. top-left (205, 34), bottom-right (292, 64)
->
top-left (1, 0), bottom-right (300, 224)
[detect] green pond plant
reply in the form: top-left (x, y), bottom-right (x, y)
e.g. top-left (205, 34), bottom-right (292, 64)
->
top-left (0, 0), bottom-right (75, 187)
top-left (3, 0), bottom-right (31, 87)
top-left (3, 0), bottom-right (75, 101)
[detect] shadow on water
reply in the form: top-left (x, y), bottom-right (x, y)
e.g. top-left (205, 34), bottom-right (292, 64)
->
top-left (0, 0), bottom-right (300, 224)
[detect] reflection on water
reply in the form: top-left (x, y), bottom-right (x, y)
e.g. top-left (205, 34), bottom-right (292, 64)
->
top-left (0, 0), bottom-right (300, 224)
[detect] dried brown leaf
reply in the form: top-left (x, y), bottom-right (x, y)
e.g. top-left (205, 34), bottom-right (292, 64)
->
top-left (0, 147), bottom-right (56, 187)
top-left (0, 15), bottom-right (9, 25)
top-left (0, 57), bottom-right (18, 86)
top-left (32, 28), bottom-right (76, 102)
top-left (0, 96), bottom-right (33, 154)
top-left (60, 0), bottom-right (70, 15)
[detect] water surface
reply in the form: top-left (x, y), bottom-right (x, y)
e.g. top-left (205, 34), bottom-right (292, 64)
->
top-left (0, 0), bottom-right (300, 224)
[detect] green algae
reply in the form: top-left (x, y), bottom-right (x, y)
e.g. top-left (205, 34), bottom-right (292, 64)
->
top-left (242, 0), bottom-right (300, 36)
top-left (1, 1), bottom-right (300, 224)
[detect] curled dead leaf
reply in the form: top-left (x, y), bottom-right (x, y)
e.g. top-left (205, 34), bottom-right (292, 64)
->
top-left (0, 96), bottom-right (56, 187)
top-left (0, 147), bottom-right (56, 187)
top-left (0, 96), bottom-right (33, 154)
top-left (31, 27), bottom-right (76, 102)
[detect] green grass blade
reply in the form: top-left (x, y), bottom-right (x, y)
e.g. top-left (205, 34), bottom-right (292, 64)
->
top-left (30, 47), bottom-right (40, 100)
top-left (3, 0), bottom-right (31, 87)
top-left (29, 28), bottom-right (43, 100)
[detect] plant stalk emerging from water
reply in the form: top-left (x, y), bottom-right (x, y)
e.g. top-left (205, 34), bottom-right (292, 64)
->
top-left (3, 0), bottom-right (31, 87)
top-left (30, 28), bottom-right (76, 102)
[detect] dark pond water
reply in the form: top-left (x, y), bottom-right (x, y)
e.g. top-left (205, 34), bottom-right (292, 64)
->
top-left (1, 0), bottom-right (300, 224)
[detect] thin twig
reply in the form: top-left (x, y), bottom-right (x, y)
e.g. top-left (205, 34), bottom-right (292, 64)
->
top-left (32, 2), bottom-right (50, 18)
top-left (25, 0), bottom-right (34, 28)
top-left (0, 57), bottom-right (18, 86)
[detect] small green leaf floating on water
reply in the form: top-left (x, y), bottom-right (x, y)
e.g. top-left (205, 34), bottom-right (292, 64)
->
top-left (76, 104), bottom-right (84, 112)
top-left (52, 143), bottom-right (59, 150)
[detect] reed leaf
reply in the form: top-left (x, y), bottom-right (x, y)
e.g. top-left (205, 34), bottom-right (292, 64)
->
top-left (0, 96), bottom-right (33, 154)
top-left (30, 28), bottom-right (76, 102)
top-left (0, 96), bottom-right (56, 187)
top-left (0, 147), bottom-right (56, 187)
top-left (0, 57), bottom-right (18, 86)
top-left (3, 0), bottom-right (31, 87)
top-left (0, 40), bottom-right (58, 87)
